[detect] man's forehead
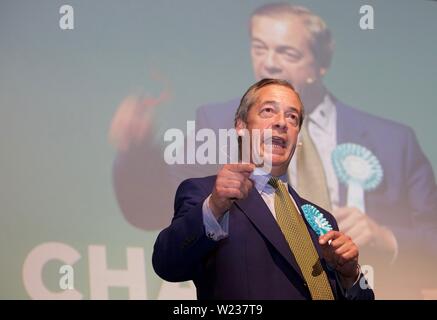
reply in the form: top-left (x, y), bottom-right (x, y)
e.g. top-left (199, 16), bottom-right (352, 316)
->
top-left (250, 14), bottom-right (312, 46)
top-left (258, 99), bottom-right (301, 112)
top-left (251, 14), bottom-right (307, 33)
top-left (255, 86), bottom-right (302, 107)
top-left (251, 12), bottom-right (301, 24)
top-left (257, 85), bottom-right (298, 98)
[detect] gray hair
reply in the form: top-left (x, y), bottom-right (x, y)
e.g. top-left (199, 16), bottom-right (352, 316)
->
top-left (234, 78), bottom-right (305, 128)
top-left (250, 2), bottom-right (334, 70)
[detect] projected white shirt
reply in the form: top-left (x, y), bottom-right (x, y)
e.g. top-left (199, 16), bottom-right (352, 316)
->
top-left (288, 95), bottom-right (339, 209)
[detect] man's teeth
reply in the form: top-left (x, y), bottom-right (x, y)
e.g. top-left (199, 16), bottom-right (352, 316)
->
top-left (269, 137), bottom-right (286, 148)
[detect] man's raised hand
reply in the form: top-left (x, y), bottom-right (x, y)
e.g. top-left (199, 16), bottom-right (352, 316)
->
top-left (209, 163), bottom-right (255, 219)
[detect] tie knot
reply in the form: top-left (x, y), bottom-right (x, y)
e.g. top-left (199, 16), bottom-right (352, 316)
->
top-left (268, 177), bottom-right (280, 189)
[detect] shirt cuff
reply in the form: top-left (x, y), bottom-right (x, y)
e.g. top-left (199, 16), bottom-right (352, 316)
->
top-left (335, 265), bottom-right (366, 299)
top-left (202, 195), bottom-right (229, 241)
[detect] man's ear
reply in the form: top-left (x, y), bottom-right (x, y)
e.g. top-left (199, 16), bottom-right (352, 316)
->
top-left (319, 67), bottom-right (327, 76)
top-left (235, 119), bottom-right (246, 136)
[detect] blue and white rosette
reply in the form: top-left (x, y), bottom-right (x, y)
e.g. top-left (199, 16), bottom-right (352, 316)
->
top-left (331, 143), bottom-right (383, 213)
top-left (301, 204), bottom-right (333, 236)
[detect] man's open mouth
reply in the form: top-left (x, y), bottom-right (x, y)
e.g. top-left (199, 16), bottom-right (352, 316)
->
top-left (266, 136), bottom-right (287, 149)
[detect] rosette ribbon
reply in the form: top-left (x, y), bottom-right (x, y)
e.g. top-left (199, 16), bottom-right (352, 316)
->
top-left (301, 204), bottom-right (333, 236)
top-left (331, 143), bottom-right (383, 213)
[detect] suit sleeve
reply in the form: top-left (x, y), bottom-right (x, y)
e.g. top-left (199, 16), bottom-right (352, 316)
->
top-left (111, 102), bottom-right (215, 231)
top-left (152, 178), bottom-right (220, 282)
top-left (112, 138), bottom-right (174, 231)
top-left (391, 127), bottom-right (437, 256)
top-left (196, 104), bottom-right (212, 130)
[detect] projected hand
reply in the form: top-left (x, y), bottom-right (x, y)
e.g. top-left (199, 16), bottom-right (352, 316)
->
top-left (333, 207), bottom-right (397, 257)
top-left (109, 93), bottom-right (168, 152)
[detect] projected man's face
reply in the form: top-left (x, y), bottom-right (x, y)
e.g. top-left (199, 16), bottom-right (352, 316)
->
top-left (250, 14), bottom-right (324, 94)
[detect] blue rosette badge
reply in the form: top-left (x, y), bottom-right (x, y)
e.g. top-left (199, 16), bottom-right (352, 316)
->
top-left (301, 204), bottom-right (333, 236)
top-left (331, 143), bottom-right (383, 213)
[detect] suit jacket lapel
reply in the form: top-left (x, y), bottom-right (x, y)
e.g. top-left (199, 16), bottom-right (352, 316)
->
top-left (234, 184), bottom-right (339, 297)
top-left (335, 98), bottom-right (388, 210)
top-left (233, 187), bottom-right (305, 282)
top-left (335, 98), bottom-right (367, 207)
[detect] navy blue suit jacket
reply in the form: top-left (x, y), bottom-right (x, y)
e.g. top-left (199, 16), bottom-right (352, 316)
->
top-left (152, 176), bottom-right (374, 300)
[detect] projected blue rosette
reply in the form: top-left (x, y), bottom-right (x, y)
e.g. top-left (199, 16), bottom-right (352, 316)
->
top-left (331, 143), bottom-right (383, 213)
top-left (301, 204), bottom-right (333, 236)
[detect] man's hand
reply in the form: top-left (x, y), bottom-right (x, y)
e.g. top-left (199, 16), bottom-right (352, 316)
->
top-left (109, 92), bottom-right (169, 152)
top-left (209, 163), bottom-right (255, 220)
top-left (319, 230), bottom-right (360, 289)
top-left (333, 207), bottom-right (397, 256)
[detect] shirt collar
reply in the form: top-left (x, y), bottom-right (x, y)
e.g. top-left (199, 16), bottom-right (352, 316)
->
top-left (308, 94), bottom-right (336, 133)
top-left (250, 167), bottom-right (288, 194)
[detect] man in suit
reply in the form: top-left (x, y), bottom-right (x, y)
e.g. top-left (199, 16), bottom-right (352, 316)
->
top-left (153, 79), bottom-right (374, 300)
top-left (111, 3), bottom-right (437, 298)
top-left (176, 3), bottom-right (437, 298)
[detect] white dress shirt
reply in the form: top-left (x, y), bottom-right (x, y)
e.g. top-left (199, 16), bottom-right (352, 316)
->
top-left (288, 94), bottom-right (340, 208)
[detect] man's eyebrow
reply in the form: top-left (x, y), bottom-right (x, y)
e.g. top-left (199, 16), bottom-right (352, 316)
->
top-left (259, 100), bottom-right (279, 108)
top-left (277, 45), bottom-right (302, 57)
top-left (286, 106), bottom-right (300, 113)
top-left (252, 37), bottom-right (300, 52)
top-left (259, 101), bottom-right (299, 113)
top-left (251, 37), bottom-right (267, 45)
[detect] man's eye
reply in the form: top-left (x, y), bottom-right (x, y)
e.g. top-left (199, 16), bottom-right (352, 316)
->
top-left (286, 113), bottom-right (299, 126)
top-left (252, 45), bottom-right (267, 54)
top-left (260, 108), bottom-right (274, 117)
top-left (284, 53), bottom-right (299, 62)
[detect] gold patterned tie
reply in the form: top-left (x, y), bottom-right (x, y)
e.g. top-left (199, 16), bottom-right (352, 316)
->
top-left (296, 121), bottom-right (332, 211)
top-left (269, 177), bottom-right (334, 300)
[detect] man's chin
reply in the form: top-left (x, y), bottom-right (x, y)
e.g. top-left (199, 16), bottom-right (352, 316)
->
top-left (258, 147), bottom-right (292, 167)
top-left (265, 149), bottom-right (290, 159)
top-left (270, 155), bottom-right (290, 166)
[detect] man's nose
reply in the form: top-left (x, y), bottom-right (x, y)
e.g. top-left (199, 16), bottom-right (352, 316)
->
top-left (264, 51), bottom-right (281, 75)
top-left (273, 113), bottom-right (287, 131)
